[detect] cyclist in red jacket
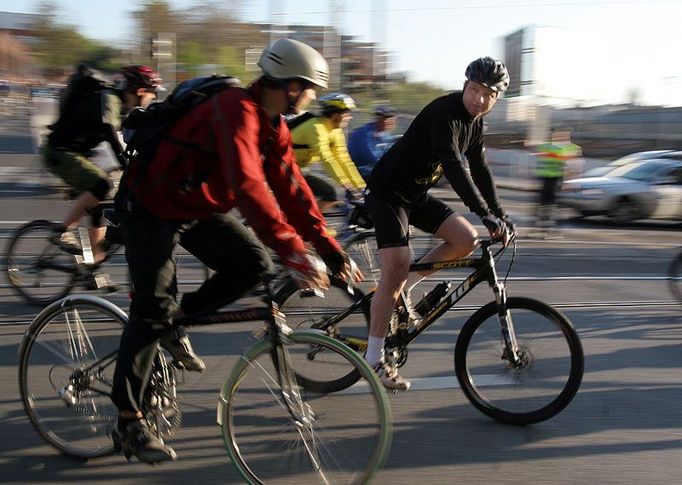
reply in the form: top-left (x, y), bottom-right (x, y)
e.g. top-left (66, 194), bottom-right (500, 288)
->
top-left (111, 38), bottom-right (355, 464)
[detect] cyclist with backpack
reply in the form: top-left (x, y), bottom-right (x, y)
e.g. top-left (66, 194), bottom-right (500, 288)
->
top-left (288, 93), bottom-right (366, 212)
top-left (43, 64), bottom-right (163, 288)
top-left (111, 38), bottom-right (358, 464)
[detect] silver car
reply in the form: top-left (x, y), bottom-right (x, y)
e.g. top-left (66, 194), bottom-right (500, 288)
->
top-left (559, 158), bottom-right (682, 223)
top-left (580, 150), bottom-right (682, 178)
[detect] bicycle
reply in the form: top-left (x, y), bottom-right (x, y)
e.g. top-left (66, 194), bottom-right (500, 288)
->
top-left (18, 276), bottom-right (392, 483)
top-left (5, 200), bottom-right (208, 306)
top-left (667, 247), bottom-right (682, 303)
top-left (276, 235), bottom-right (585, 425)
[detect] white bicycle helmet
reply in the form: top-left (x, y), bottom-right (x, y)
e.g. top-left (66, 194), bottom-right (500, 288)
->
top-left (258, 38), bottom-right (329, 89)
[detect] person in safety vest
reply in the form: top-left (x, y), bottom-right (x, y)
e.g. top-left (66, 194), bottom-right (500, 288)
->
top-left (533, 129), bottom-right (582, 230)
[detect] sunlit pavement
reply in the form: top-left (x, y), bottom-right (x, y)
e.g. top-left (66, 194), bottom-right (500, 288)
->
top-left (0, 105), bottom-right (680, 484)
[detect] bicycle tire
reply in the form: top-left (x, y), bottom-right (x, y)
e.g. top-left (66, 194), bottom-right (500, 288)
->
top-left (6, 220), bottom-right (77, 305)
top-left (18, 295), bottom-right (126, 459)
top-left (454, 297), bottom-right (584, 425)
top-left (275, 276), bottom-right (372, 392)
top-left (667, 250), bottom-right (682, 303)
top-left (219, 330), bottom-right (392, 485)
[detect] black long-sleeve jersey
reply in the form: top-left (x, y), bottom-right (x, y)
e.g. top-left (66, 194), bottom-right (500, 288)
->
top-left (368, 91), bottom-right (504, 218)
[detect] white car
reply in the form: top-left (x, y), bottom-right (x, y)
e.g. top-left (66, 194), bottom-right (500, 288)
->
top-left (560, 158), bottom-right (682, 223)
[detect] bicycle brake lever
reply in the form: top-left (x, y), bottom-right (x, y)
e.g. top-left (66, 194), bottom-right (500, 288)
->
top-left (345, 259), bottom-right (358, 296)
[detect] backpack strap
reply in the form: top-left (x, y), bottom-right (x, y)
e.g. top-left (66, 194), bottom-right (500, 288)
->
top-left (285, 111), bottom-right (317, 131)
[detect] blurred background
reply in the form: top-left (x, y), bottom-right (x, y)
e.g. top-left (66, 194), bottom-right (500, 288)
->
top-left (1, 0), bottom-right (681, 154)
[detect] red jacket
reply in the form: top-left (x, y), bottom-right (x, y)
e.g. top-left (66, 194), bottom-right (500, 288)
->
top-left (128, 82), bottom-right (341, 260)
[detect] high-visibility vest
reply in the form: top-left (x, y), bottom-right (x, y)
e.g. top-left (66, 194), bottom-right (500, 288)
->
top-left (534, 142), bottom-right (581, 178)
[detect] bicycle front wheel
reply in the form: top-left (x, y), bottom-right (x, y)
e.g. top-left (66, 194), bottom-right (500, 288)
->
top-left (18, 296), bottom-right (125, 458)
top-left (455, 297), bottom-right (584, 425)
top-left (667, 250), bottom-right (682, 303)
top-left (219, 330), bottom-right (392, 485)
top-left (6, 220), bottom-right (77, 305)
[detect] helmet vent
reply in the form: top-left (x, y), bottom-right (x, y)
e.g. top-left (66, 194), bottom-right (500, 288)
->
top-left (267, 53), bottom-right (285, 65)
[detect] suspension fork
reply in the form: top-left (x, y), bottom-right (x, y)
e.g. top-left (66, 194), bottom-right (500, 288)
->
top-left (487, 253), bottom-right (522, 365)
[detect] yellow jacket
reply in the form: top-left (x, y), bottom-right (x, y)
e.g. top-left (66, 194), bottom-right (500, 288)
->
top-left (291, 115), bottom-right (365, 189)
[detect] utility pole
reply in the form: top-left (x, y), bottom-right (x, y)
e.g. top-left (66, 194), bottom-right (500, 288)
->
top-left (151, 32), bottom-right (176, 98)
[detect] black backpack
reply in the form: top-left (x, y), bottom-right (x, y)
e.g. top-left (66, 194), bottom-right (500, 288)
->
top-left (48, 64), bottom-right (115, 150)
top-left (123, 75), bottom-right (241, 172)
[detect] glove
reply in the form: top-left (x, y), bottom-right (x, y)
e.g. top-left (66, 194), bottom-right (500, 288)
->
top-left (500, 214), bottom-right (516, 234)
top-left (321, 250), bottom-right (364, 283)
top-left (481, 214), bottom-right (503, 236)
top-left (282, 252), bottom-right (330, 291)
top-left (321, 250), bottom-right (348, 276)
top-left (345, 187), bottom-right (364, 202)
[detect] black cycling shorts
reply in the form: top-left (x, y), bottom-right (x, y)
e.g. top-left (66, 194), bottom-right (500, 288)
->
top-left (365, 186), bottom-right (455, 249)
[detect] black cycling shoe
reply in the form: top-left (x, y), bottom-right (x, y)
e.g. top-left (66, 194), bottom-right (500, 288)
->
top-left (159, 332), bottom-right (206, 372)
top-left (50, 226), bottom-right (82, 255)
top-left (112, 418), bottom-right (177, 464)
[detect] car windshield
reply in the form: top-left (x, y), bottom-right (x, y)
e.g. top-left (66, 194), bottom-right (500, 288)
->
top-left (609, 160), bottom-right (670, 181)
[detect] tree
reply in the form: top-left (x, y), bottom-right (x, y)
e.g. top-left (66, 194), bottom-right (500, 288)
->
top-left (31, 1), bottom-right (120, 77)
top-left (385, 81), bottom-right (449, 114)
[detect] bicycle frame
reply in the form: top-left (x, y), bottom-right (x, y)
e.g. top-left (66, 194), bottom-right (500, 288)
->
top-left (325, 238), bottom-right (524, 364)
top-left (34, 281), bottom-right (307, 432)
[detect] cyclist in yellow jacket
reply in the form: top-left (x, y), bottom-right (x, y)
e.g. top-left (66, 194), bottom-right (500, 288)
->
top-left (289, 93), bottom-right (366, 211)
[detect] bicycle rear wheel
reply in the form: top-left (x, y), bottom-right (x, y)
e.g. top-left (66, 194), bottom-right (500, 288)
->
top-left (219, 330), bottom-right (392, 485)
top-left (667, 250), bottom-right (682, 303)
top-left (275, 276), bottom-right (372, 392)
top-left (6, 220), bottom-right (77, 305)
top-left (18, 296), bottom-right (125, 458)
top-left (455, 297), bottom-right (584, 424)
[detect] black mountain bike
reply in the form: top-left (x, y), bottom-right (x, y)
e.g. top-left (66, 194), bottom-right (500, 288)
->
top-left (276, 236), bottom-right (585, 425)
top-left (6, 201), bottom-right (208, 306)
top-left (18, 277), bottom-right (392, 484)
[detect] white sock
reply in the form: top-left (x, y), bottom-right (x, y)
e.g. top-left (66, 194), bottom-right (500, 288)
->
top-left (365, 336), bottom-right (385, 366)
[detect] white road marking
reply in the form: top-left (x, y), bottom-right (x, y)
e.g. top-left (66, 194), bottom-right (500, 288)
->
top-left (337, 374), bottom-right (515, 395)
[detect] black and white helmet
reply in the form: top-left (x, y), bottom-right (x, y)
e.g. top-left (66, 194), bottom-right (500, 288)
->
top-left (258, 38), bottom-right (329, 89)
top-left (465, 57), bottom-right (510, 93)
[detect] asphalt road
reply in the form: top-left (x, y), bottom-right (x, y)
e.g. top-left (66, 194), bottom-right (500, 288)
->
top-left (0, 101), bottom-right (680, 484)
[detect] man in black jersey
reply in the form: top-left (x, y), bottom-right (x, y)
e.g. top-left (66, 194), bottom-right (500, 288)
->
top-left (364, 57), bottom-right (516, 390)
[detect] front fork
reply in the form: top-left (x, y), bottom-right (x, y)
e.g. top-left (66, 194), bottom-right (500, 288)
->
top-left (492, 281), bottom-right (522, 366)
